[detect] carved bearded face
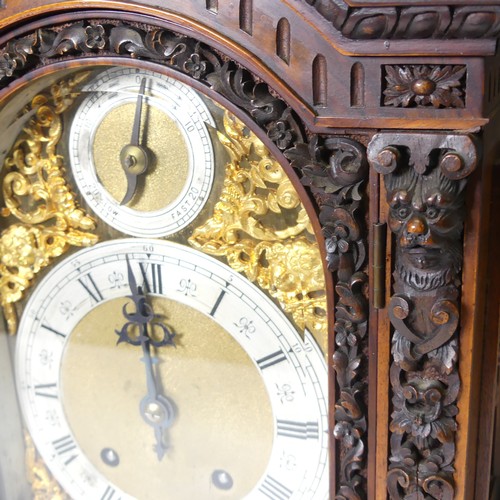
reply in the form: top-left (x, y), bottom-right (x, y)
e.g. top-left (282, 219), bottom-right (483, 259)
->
top-left (386, 165), bottom-right (465, 291)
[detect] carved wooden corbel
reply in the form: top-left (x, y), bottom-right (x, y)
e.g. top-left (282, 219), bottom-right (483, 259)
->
top-left (367, 132), bottom-right (478, 499)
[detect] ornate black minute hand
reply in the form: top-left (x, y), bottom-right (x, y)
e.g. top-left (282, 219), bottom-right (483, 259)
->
top-left (116, 255), bottom-right (176, 460)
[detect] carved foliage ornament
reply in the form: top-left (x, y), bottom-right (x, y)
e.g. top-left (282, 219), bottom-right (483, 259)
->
top-left (285, 137), bottom-right (369, 500)
top-left (0, 21), bottom-right (299, 149)
top-left (0, 19), bottom-right (370, 498)
top-left (188, 110), bottom-right (327, 342)
top-left (368, 132), bottom-right (477, 499)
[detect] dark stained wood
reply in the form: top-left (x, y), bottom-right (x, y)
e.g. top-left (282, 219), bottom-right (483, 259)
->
top-left (0, 2), bottom-right (495, 133)
top-left (276, 17), bottom-right (290, 65)
top-left (472, 117), bottom-right (500, 500)
top-left (367, 158), bottom-right (380, 499)
top-left (375, 178), bottom-right (392, 500)
top-left (368, 132), bottom-right (478, 499)
top-left (307, 0), bottom-right (500, 42)
top-left (452, 120), bottom-right (498, 498)
top-left (346, 0), bottom-right (500, 5)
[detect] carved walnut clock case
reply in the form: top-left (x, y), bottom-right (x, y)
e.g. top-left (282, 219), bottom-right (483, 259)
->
top-left (0, 1), bottom-right (499, 500)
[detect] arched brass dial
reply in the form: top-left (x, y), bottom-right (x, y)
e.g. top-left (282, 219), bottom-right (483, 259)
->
top-left (15, 239), bottom-right (329, 499)
top-left (0, 61), bottom-right (329, 500)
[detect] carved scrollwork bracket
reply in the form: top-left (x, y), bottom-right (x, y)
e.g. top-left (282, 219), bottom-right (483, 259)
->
top-left (367, 132), bottom-right (478, 499)
top-left (286, 137), bottom-right (369, 499)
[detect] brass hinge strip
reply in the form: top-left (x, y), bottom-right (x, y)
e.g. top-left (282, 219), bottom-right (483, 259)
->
top-left (373, 222), bottom-right (387, 309)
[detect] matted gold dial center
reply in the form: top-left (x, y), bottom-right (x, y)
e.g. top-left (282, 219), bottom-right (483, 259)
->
top-left (93, 103), bottom-right (190, 212)
top-left (61, 296), bottom-right (273, 500)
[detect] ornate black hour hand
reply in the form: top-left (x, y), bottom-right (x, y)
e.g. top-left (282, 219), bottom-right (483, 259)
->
top-left (116, 255), bottom-right (175, 347)
top-left (116, 255), bottom-right (176, 460)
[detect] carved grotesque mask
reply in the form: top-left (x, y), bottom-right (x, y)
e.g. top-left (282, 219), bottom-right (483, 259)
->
top-left (385, 164), bottom-right (466, 291)
top-left (401, 379), bottom-right (444, 432)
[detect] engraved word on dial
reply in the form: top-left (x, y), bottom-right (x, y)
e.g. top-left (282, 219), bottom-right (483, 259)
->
top-left (16, 240), bottom-right (329, 499)
top-left (69, 67), bottom-right (215, 237)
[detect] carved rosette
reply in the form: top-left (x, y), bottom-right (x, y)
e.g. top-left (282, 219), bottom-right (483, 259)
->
top-left (368, 133), bottom-right (478, 499)
top-left (0, 19), bottom-right (370, 498)
top-left (383, 65), bottom-right (466, 109)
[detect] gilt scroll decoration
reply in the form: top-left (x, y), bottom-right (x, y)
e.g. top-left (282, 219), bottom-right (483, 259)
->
top-left (25, 432), bottom-right (69, 500)
top-left (368, 133), bottom-right (478, 499)
top-left (0, 73), bottom-right (98, 334)
top-left (0, 19), bottom-right (371, 498)
top-left (189, 110), bottom-right (328, 344)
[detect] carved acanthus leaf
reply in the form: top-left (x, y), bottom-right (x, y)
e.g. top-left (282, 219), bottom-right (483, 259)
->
top-left (0, 34), bottom-right (36, 79)
top-left (0, 18), bottom-right (372, 498)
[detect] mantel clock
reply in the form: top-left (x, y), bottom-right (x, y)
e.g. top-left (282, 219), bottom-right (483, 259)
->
top-left (1, 1), bottom-right (499, 500)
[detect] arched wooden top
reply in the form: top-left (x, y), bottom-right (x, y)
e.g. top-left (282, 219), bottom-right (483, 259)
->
top-left (0, 2), bottom-right (494, 131)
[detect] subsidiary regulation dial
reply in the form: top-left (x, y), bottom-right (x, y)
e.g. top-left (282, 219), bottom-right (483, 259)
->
top-left (69, 67), bottom-right (215, 237)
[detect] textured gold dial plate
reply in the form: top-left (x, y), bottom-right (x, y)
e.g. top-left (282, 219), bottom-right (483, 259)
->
top-left (69, 67), bottom-right (216, 237)
top-left (63, 297), bottom-right (273, 499)
top-left (93, 103), bottom-right (190, 212)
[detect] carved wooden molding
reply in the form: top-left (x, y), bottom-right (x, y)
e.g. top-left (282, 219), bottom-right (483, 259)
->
top-left (0, 18), bottom-right (371, 498)
top-left (344, 0), bottom-right (498, 6)
top-left (0, 12), bottom-right (489, 132)
top-left (304, 0), bottom-right (500, 40)
top-left (367, 132), bottom-right (478, 499)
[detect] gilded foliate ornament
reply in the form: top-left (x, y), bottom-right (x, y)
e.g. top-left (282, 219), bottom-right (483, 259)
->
top-left (189, 112), bottom-right (326, 342)
top-left (0, 73), bottom-right (98, 333)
